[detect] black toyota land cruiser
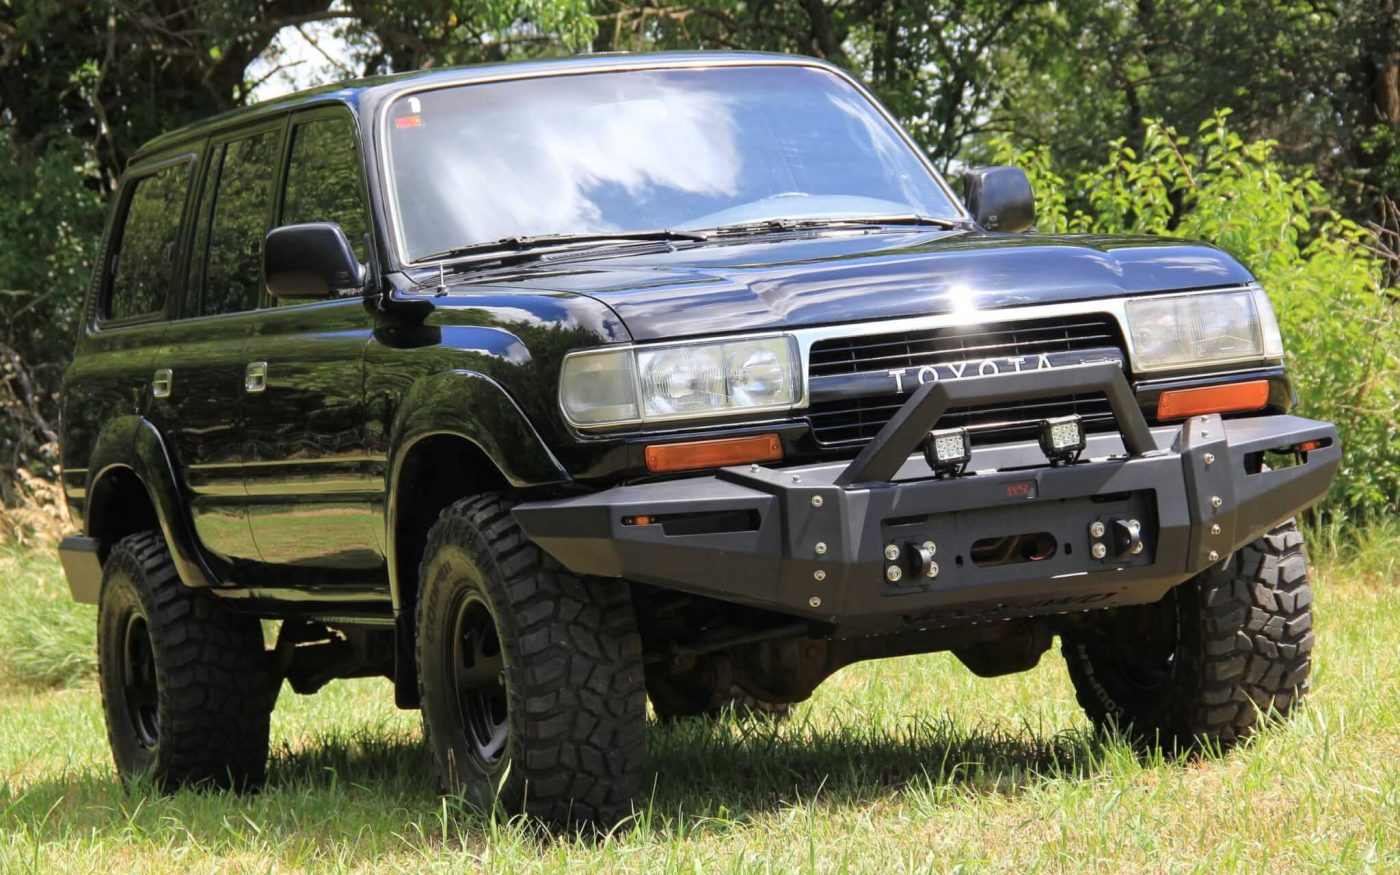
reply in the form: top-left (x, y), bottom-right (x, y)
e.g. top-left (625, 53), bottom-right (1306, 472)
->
top-left (58, 52), bottom-right (1339, 826)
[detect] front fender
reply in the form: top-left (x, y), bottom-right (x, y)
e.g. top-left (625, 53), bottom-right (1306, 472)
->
top-left (383, 371), bottom-right (569, 619)
top-left (386, 369), bottom-right (568, 490)
top-left (85, 415), bottom-right (220, 588)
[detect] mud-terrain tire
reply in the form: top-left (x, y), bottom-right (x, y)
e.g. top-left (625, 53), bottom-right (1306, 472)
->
top-left (416, 495), bottom-right (647, 828)
top-left (646, 670), bottom-right (792, 722)
top-left (1063, 520), bottom-right (1313, 751)
top-left (97, 531), bottom-right (275, 792)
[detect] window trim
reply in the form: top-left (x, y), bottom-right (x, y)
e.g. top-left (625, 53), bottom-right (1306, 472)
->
top-left (264, 105), bottom-right (376, 311)
top-left (185, 116), bottom-right (292, 321)
top-left (96, 152), bottom-right (198, 330)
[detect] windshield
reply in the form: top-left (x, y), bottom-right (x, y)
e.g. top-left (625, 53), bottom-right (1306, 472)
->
top-left (385, 65), bottom-right (963, 263)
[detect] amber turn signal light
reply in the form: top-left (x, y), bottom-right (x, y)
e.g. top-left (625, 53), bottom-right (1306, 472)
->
top-left (1157, 380), bottom-right (1270, 420)
top-left (644, 434), bottom-right (783, 473)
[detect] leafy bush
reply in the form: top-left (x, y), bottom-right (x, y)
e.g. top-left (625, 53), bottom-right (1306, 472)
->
top-left (993, 110), bottom-right (1400, 520)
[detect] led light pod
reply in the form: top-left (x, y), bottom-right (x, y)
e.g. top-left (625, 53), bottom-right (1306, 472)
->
top-left (1038, 414), bottom-right (1085, 466)
top-left (924, 427), bottom-right (971, 478)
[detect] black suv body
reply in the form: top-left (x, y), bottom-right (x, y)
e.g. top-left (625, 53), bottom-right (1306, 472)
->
top-left (58, 52), bottom-right (1339, 825)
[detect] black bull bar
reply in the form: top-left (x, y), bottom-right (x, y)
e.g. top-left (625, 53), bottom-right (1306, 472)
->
top-left (515, 363), bottom-right (1340, 631)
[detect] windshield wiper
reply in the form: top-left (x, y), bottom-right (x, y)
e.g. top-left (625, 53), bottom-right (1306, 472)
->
top-left (417, 229), bottom-right (709, 265)
top-left (701, 214), bottom-right (961, 237)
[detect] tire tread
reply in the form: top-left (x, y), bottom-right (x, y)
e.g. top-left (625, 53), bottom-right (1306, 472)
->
top-left (416, 494), bottom-right (646, 827)
top-left (99, 531), bottom-right (274, 791)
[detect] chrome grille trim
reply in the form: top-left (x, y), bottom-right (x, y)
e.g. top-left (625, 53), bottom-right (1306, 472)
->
top-left (803, 314), bottom-right (1127, 447)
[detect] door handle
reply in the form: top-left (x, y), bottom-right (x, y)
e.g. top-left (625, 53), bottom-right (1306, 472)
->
top-left (151, 368), bottom-right (173, 398)
top-left (245, 361), bottom-right (267, 394)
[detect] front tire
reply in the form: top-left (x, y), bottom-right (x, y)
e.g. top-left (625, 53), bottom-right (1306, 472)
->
top-left (416, 495), bottom-right (647, 827)
top-left (97, 531), bottom-right (275, 791)
top-left (1063, 520), bottom-right (1313, 751)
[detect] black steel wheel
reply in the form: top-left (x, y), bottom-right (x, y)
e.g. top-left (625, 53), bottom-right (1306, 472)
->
top-left (449, 594), bottom-right (508, 766)
top-left (97, 531), bottom-right (275, 791)
top-left (118, 611), bottom-right (160, 749)
top-left (416, 494), bottom-right (647, 828)
top-left (1063, 519), bottom-right (1314, 751)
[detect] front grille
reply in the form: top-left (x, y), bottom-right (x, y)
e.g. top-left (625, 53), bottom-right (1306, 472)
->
top-left (806, 315), bottom-right (1127, 447)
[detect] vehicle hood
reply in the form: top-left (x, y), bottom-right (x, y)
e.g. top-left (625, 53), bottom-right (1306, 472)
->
top-left (462, 229), bottom-right (1256, 341)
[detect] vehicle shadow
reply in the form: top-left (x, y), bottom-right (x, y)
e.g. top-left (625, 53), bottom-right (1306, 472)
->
top-left (642, 713), bottom-right (1113, 815)
top-left (5, 714), bottom-right (1120, 850)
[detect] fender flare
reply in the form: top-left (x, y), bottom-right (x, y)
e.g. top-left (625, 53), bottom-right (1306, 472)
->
top-left (84, 415), bottom-right (221, 588)
top-left (384, 369), bottom-right (569, 610)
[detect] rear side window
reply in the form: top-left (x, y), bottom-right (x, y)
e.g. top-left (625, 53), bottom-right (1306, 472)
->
top-left (107, 163), bottom-right (190, 321)
top-left (281, 115), bottom-right (368, 263)
top-left (202, 128), bottom-right (283, 316)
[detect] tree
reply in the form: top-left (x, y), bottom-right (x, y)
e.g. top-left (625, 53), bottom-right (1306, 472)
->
top-left (972, 0), bottom-right (1398, 218)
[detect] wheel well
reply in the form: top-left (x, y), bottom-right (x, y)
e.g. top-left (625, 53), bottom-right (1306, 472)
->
top-left (391, 434), bottom-right (509, 616)
top-left (86, 467), bottom-right (159, 560)
top-left (390, 435), bottom-right (510, 708)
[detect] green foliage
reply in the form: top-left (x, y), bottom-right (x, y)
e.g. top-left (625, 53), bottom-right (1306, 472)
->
top-left (971, 1), bottom-right (1399, 218)
top-left (0, 130), bottom-right (106, 478)
top-left (994, 111), bottom-right (1400, 519)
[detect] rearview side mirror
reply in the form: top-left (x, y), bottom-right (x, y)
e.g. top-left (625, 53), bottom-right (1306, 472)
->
top-left (962, 166), bottom-right (1035, 233)
top-left (264, 222), bottom-right (364, 300)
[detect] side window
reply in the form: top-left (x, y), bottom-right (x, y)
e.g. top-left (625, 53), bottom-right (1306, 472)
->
top-left (203, 128), bottom-right (283, 316)
top-left (107, 162), bottom-right (189, 321)
top-left (281, 115), bottom-right (368, 263)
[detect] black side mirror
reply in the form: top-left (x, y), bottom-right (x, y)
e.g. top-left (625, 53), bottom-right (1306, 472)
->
top-left (264, 222), bottom-right (364, 300)
top-left (962, 166), bottom-right (1035, 233)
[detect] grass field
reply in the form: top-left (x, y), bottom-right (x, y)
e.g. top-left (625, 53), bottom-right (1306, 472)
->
top-left (2, 527), bottom-right (1398, 873)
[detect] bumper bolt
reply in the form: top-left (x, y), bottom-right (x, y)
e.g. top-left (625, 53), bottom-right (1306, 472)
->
top-left (813, 569), bottom-right (826, 581)
top-left (1131, 542), bottom-right (1144, 555)
top-left (1211, 495), bottom-right (1223, 508)
top-left (885, 565), bottom-right (903, 583)
top-left (1091, 543), bottom-right (1107, 559)
top-left (1204, 452), bottom-right (1216, 466)
top-left (808, 596), bottom-right (822, 608)
top-left (1211, 523), bottom-right (1222, 535)
top-left (1089, 521), bottom-right (1105, 538)
top-left (884, 544), bottom-right (900, 561)
top-left (811, 495), bottom-right (823, 508)
top-left (922, 540), bottom-right (936, 556)
top-left (1208, 550), bottom-right (1220, 562)
top-left (926, 561), bottom-right (939, 579)
top-left (816, 542), bottom-right (828, 555)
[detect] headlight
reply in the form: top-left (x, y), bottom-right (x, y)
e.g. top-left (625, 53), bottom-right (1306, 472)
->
top-left (561, 335), bottom-right (800, 428)
top-left (1124, 286), bottom-right (1284, 373)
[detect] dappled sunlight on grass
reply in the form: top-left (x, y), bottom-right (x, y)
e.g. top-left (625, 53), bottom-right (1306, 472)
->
top-left (2, 539), bottom-right (1398, 871)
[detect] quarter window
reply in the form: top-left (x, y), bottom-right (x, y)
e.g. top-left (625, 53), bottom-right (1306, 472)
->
top-left (203, 129), bottom-right (283, 316)
top-left (107, 163), bottom-right (189, 321)
top-left (282, 116), bottom-right (368, 263)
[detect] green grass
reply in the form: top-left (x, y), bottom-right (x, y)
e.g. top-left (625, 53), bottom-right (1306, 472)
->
top-left (2, 532), bottom-right (1399, 873)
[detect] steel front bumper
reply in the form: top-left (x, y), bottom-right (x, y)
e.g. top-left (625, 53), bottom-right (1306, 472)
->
top-left (515, 364), bottom-right (1340, 631)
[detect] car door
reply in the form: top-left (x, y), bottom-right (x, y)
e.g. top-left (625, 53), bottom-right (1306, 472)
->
top-left (152, 120), bottom-right (287, 567)
top-left (69, 154), bottom-right (191, 509)
top-left (240, 108), bottom-right (383, 574)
